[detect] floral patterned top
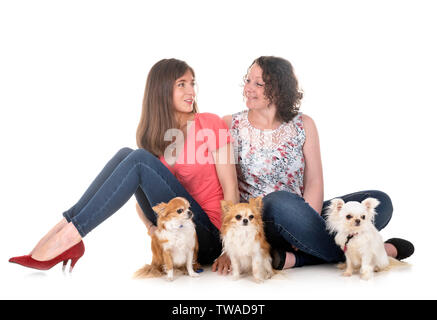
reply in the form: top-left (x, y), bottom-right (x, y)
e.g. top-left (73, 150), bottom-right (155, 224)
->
top-left (230, 110), bottom-right (306, 202)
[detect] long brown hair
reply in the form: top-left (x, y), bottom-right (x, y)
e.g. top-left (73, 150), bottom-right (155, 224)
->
top-left (136, 59), bottom-right (199, 156)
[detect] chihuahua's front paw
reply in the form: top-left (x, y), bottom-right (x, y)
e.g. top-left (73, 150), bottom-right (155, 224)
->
top-left (253, 270), bottom-right (269, 283)
top-left (342, 270), bottom-right (353, 277)
top-left (166, 269), bottom-right (174, 281)
top-left (360, 271), bottom-right (373, 280)
top-left (253, 276), bottom-right (265, 283)
top-left (360, 265), bottom-right (374, 280)
top-left (188, 271), bottom-right (200, 278)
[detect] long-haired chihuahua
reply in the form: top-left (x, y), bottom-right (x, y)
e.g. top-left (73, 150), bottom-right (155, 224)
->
top-left (134, 197), bottom-right (200, 281)
top-left (326, 197), bottom-right (403, 280)
top-left (220, 197), bottom-right (273, 283)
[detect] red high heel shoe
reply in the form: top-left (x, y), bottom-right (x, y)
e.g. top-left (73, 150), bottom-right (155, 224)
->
top-left (9, 241), bottom-right (85, 272)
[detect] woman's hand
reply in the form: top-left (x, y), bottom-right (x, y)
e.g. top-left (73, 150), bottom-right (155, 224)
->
top-left (147, 225), bottom-right (157, 236)
top-left (211, 253), bottom-right (232, 275)
top-left (136, 202), bottom-right (157, 235)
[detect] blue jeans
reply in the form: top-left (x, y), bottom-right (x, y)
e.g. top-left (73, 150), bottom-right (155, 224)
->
top-left (262, 190), bottom-right (393, 267)
top-left (62, 147), bottom-right (222, 265)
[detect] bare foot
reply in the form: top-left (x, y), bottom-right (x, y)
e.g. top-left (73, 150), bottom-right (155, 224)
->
top-left (283, 251), bottom-right (296, 269)
top-left (384, 243), bottom-right (398, 258)
top-left (29, 218), bottom-right (68, 255)
top-left (31, 222), bottom-right (82, 261)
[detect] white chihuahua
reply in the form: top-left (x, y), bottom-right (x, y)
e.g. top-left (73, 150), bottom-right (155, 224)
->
top-left (326, 197), bottom-right (399, 280)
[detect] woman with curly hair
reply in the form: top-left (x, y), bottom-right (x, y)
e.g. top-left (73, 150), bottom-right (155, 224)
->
top-left (213, 56), bottom-right (414, 273)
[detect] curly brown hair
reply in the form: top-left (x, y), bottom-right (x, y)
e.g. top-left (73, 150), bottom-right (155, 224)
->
top-left (248, 56), bottom-right (303, 123)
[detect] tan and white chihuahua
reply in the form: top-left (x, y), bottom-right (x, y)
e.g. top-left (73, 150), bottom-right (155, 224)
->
top-left (134, 197), bottom-right (200, 281)
top-left (220, 197), bottom-right (273, 283)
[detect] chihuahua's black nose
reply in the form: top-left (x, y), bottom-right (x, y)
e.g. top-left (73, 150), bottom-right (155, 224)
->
top-left (187, 211), bottom-right (193, 219)
top-left (355, 219), bottom-right (360, 226)
top-left (243, 218), bottom-right (248, 225)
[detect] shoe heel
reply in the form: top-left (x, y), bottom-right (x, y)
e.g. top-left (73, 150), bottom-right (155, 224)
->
top-left (10, 240), bottom-right (85, 272)
top-left (69, 257), bottom-right (81, 273)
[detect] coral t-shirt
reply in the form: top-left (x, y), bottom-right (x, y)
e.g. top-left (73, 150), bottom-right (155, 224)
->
top-left (159, 113), bottom-right (232, 230)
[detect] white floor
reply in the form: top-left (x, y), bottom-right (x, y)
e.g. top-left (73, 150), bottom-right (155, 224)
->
top-left (1, 253), bottom-right (428, 300)
top-left (1, 0), bottom-right (437, 302)
top-left (1, 203), bottom-right (433, 300)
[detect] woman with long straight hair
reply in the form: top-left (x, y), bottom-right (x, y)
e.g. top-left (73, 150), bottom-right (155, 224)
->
top-left (9, 58), bottom-right (239, 270)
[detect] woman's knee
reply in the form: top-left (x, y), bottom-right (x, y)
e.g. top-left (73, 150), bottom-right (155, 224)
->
top-left (127, 148), bottom-right (159, 166)
top-left (262, 191), bottom-right (307, 223)
top-left (366, 190), bottom-right (393, 229)
top-left (116, 147), bottom-right (135, 160)
top-left (263, 190), bottom-right (301, 203)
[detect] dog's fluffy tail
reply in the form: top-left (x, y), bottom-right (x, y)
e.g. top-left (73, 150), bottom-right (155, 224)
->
top-left (133, 264), bottom-right (164, 279)
top-left (382, 257), bottom-right (409, 271)
top-left (337, 257), bottom-right (409, 273)
top-left (376, 257), bottom-right (409, 272)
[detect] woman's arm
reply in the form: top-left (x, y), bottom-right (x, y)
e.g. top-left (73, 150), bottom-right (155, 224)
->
top-left (210, 141), bottom-right (235, 274)
top-left (222, 115), bottom-right (232, 129)
top-left (302, 114), bottom-right (324, 214)
top-left (211, 141), bottom-right (240, 205)
top-left (211, 115), bottom-right (238, 275)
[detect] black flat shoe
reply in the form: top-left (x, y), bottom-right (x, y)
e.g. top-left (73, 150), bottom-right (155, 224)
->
top-left (385, 238), bottom-right (415, 260)
top-left (270, 248), bottom-right (286, 270)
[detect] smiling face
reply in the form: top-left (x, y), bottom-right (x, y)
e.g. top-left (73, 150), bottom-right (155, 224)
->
top-left (243, 63), bottom-right (271, 110)
top-left (173, 70), bottom-right (196, 116)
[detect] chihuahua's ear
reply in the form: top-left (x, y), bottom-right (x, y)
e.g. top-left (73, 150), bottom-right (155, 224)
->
top-left (325, 198), bottom-right (345, 234)
top-left (249, 196), bottom-right (263, 214)
top-left (362, 197), bottom-right (380, 212)
top-left (152, 202), bottom-right (167, 216)
top-left (329, 198), bottom-right (345, 213)
top-left (220, 200), bottom-right (234, 214)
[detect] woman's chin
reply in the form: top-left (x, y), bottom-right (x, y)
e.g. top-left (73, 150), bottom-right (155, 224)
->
top-left (245, 102), bottom-right (255, 110)
top-left (246, 103), bottom-right (262, 110)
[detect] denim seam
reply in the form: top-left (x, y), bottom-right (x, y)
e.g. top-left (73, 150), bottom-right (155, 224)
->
top-left (62, 211), bottom-right (72, 223)
top-left (70, 216), bottom-right (86, 237)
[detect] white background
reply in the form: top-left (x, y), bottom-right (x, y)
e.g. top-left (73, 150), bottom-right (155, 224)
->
top-left (1, 0), bottom-right (436, 299)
